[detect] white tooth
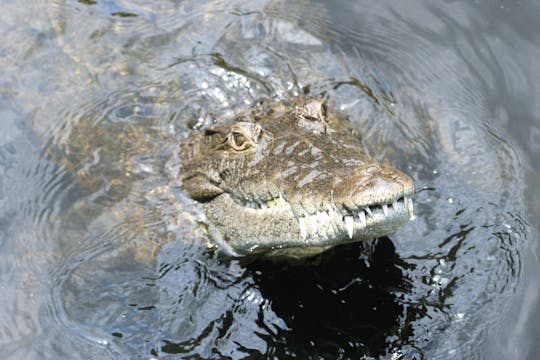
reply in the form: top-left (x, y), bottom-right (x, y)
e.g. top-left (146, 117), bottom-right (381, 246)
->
top-left (393, 201), bottom-right (398, 209)
top-left (364, 207), bottom-right (373, 216)
top-left (329, 210), bottom-right (340, 234)
top-left (299, 217), bottom-right (307, 240)
top-left (406, 197), bottom-right (414, 216)
top-left (317, 210), bottom-right (329, 223)
top-left (359, 210), bottom-right (366, 226)
top-left (309, 214), bottom-right (318, 233)
top-left (344, 216), bottom-right (354, 239)
top-left (327, 208), bottom-right (336, 221)
top-left (304, 210), bottom-right (315, 232)
top-left (382, 204), bottom-right (389, 216)
top-left (260, 201), bottom-right (268, 209)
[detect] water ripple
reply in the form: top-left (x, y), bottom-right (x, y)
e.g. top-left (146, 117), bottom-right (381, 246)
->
top-left (0, 0), bottom-right (531, 358)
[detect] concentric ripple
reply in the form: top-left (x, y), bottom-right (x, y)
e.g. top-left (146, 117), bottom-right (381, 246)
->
top-left (0, 0), bottom-right (532, 359)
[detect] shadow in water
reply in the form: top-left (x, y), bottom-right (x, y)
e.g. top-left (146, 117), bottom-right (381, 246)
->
top-left (245, 237), bottom-right (417, 358)
top-left (62, 233), bottom-right (419, 358)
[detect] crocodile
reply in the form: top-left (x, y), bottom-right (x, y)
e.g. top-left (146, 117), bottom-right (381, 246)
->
top-left (179, 97), bottom-right (414, 257)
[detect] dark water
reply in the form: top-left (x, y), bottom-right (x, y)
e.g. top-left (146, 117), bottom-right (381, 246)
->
top-left (0, 0), bottom-right (538, 359)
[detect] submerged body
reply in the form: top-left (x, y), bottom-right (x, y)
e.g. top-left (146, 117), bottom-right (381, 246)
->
top-left (179, 97), bottom-right (414, 257)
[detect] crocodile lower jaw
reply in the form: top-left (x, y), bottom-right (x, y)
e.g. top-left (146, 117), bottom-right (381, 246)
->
top-left (202, 191), bottom-right (413, 257)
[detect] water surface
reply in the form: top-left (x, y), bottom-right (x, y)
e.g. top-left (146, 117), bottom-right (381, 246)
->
top-left (0, 0), bottom-right (537, 359)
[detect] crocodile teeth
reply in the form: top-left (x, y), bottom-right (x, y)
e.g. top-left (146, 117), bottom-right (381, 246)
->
top-left (344, 216), bottom-right (354, 239)
top-left (308, 213), bottom-right (318, 233)
top-left (299, 217), bottom-right (307, 240)
top-left (393, 201), bottom-right (398, 209)
top-left (327, 207), bottom-right (336, 217)
top-left (406, 197), bottom-right (414, 216)
top-left (382, 204), bottom-right (389, 216)
top-left (358, 210), bottom-right (367, 227)
top-left (364, 207), bottom-right (373, 216)
top-left (315, 210), bottom-right (326, 223)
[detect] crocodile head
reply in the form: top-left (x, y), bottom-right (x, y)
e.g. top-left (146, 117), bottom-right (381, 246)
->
top-left (179, 97), bottom-right (414, 257)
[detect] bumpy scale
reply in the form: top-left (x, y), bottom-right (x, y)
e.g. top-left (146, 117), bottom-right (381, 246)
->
top-left (179, 97), bottom-right (414, 257)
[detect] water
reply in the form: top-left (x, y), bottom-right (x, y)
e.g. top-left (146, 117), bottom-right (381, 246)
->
top-left (0, 0), bottom-right (537, 358)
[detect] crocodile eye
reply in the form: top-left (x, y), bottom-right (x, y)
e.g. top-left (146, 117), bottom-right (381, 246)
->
top-left (229, 131), bottom-right (252, 151)
top-left (232, 132), bottom-right (246, 147)
top-left (227, 122), bottom-right (261, 151)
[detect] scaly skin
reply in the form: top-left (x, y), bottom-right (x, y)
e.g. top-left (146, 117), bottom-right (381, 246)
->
top-left (179, 97), bottom-right (414, 257)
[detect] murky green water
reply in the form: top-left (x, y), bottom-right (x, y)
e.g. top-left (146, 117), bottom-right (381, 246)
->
top-left (0, 0), bottom-right (538, 358)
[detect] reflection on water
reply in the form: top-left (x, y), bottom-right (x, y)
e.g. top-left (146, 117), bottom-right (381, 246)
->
top-left (247, 239), bottom-right (411, 358)
top-left (150, 238), bottom-right (412, 358)
top-left (0, 0), bottom-right (536, 359)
